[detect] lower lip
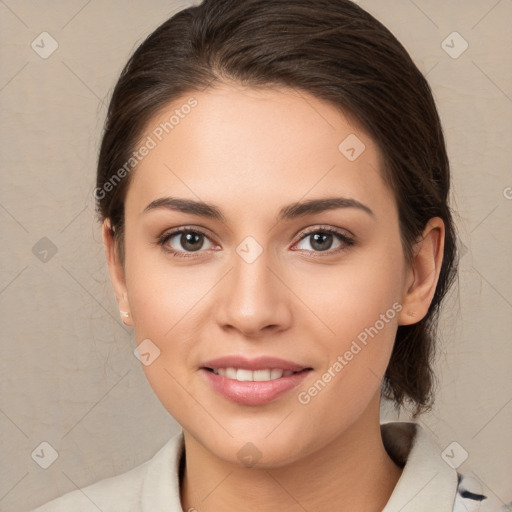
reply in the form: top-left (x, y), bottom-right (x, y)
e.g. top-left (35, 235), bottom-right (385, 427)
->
top-left (200, 368), bottom-right (311, 405)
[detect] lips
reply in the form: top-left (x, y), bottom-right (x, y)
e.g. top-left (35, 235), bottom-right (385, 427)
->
top-left (200, 355), bottom-right (312, 405)
top-left (201, 355), bottom-right (309, 372)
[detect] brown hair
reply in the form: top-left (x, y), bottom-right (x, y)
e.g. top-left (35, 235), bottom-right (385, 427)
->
top-left (96, 0), bottom-right (458, 416)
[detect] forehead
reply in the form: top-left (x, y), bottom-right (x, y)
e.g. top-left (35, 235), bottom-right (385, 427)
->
top-left (126, 84), bottom-right (393, 219)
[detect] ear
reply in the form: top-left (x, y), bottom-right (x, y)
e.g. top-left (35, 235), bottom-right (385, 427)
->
top-left (398, 217), bottom-right (445, 326)
top-left (102, 219), bottom-right (133, 327)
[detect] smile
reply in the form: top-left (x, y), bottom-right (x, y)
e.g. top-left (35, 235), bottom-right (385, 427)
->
top-left (201, 367), bottom-right (312, 405)
top-left (206, 368), bottom-right (297, 381)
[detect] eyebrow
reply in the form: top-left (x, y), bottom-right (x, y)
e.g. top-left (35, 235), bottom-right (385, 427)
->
top-left (142, 196), bottom-right (374, 221)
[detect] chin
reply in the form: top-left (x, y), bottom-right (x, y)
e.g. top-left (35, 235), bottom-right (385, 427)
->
top-left (186, 417), bottom-right (324, 469)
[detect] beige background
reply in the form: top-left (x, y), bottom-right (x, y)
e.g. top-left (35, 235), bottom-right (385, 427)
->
top-left (0, 1), bottom-right (511, 511)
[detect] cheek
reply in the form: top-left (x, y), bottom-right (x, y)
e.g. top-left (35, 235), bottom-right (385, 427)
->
top-left (123, 224), bottom-right (212, 341)
top-left (296, 242), bottom-right (405, 406)
top-left (125, 261), bottom-right (210, 422)
top-left (127, 272), bottom-right (214, 398)
top-left (295, 293), bottom-right (401, 443)
top-left (304, 241), bottom-right (406, 341)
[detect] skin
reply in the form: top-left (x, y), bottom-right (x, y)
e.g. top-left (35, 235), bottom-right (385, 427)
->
top-left (103, 83), bottom-right (445, 512)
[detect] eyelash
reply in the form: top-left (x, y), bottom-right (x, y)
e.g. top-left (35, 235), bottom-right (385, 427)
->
top-left (157, 225), bottom-right (355, 259)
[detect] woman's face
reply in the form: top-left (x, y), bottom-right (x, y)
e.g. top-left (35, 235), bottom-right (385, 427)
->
top-left (114, 84), bottom-right (414, 466)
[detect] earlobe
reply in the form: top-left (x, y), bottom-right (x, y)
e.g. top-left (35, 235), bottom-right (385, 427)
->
top-left (398, 217), bottom-right (445, 326)
top-left (102, 219), bottom-right (133, 327)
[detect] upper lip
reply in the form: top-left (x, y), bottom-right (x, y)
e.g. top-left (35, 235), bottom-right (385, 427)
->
top-left (201, 355), bottom-right (311, 372)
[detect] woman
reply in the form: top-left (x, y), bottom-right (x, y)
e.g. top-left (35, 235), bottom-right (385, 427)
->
top-left (29, 0), bottom-right (508, 510)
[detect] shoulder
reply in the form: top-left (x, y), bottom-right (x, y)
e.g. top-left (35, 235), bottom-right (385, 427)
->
top-left (381, 421), bottom-right (511, 512)
top-left (27, 431), bottom-right (185, 512)
top-left (28, 462), bottom-right (148, 512)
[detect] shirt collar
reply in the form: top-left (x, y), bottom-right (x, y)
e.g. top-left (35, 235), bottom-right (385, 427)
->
top-left (381, 421), bottom-right (458, 511)
top-left (141, 429), bottom-right (185, 511)
top-left (140, 422), bottom-right (458, 511)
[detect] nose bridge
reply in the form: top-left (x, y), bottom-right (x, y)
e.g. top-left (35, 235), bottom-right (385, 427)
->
top-left (216, 237), bottom-right (290, 335)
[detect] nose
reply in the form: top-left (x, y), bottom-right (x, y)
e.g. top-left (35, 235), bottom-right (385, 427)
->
top-left (215, 246), bottom-right (292, 338)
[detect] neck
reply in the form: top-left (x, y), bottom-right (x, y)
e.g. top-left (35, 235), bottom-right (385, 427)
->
top-left (180, 399), bottom-right (402, 512)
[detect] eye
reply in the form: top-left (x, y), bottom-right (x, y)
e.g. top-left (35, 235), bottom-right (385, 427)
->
top-left (293, 226), bottom-right (354, 255)
top-left (158, 227), bottom-right (216, 258)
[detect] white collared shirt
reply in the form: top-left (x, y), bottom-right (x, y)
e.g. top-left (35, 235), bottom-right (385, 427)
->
top-left (28, 422), bottom-right (508, 512)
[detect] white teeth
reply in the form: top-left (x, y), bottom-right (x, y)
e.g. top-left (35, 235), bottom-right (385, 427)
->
top-left (211, 367), bottom-right (298, 382)
top-left (270, 369), bottom-right (283, 380)
top-left (253, 369), bottom-right (271, 381)
top-left (236, 369), bottom-right (253, 381)
top-left (225, 367), bottom-right (237, 379)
